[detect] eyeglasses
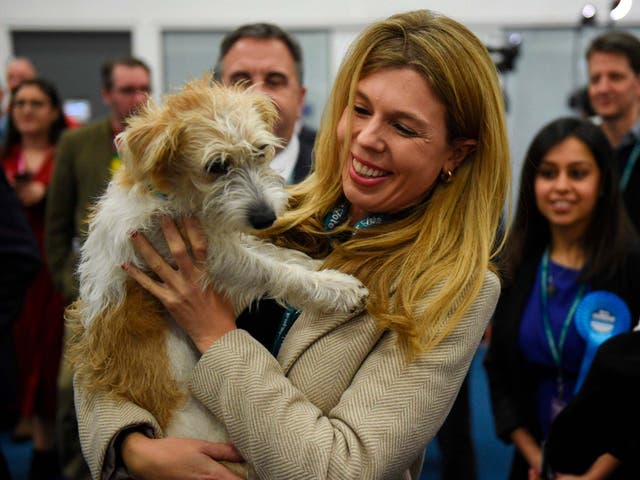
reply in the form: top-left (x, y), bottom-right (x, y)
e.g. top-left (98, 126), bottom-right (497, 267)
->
top-left (13, 99), bottom-right (48, 109)
top-left (113, 86), bottom-right (151, 96)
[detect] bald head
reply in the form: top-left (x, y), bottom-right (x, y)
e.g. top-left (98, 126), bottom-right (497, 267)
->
top-left (6, 58), bottom-right (37, 92)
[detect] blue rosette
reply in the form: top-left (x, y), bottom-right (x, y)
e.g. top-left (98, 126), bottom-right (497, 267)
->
top-left (574, 291), bottom-right (631, 393)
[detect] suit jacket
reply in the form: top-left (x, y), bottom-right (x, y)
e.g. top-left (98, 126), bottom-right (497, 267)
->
top-left (45, 117), bottom-right (114, 301)
top-left (622, 166), bottom-right (640, 235)
top-left (484, 252), bottom-right (640, 479)
top-left (75, 271), bottom-right (500, 480)
top-left (615, 138), bottom-right (640, 235)
top-left (291, 126), bottom-right (316, 184)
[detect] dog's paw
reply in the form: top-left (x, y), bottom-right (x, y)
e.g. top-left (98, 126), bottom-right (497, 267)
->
top-left (312, 269), bottom-right (369, 314)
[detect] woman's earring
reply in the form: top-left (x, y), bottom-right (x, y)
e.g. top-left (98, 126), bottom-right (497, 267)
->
top-left (440, 170), bottom-right (453, 184)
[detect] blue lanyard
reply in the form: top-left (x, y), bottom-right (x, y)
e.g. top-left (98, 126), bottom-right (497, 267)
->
top-left (271, 306), bottom-right (301, 355)
top-left (540, 249), bottom-right (586, 369)
top-left (620, 138), bottom-right (640, 192)
top-left (270, 203), bottom-right (388, 355)
top-left (322, 202), bottom-right (390, 232)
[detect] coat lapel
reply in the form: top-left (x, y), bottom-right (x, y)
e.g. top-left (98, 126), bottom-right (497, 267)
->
top-left (277, 308), bottom-right (358, 374)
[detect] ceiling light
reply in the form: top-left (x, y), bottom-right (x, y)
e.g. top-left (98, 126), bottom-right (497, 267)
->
top-left (610, 0), bottom-right (632, 21)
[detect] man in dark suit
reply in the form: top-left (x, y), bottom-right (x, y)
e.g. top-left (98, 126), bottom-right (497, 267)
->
top-left (44, 56), bottom-right (151, 480)
top-left (216, 23), bottom-right (316, 184)
top-left (586, 31), bottom-right (640, 232)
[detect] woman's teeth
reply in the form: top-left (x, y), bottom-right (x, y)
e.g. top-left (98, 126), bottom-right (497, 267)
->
top-left (353, 158), bottom-right (386, 178)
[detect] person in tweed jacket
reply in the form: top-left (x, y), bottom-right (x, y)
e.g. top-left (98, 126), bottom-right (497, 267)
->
top-left (76, 9), bottom-right (510, 480)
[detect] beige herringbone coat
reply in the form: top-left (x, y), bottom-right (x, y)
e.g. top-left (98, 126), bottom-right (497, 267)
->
top-left (76, 270), bottom-right (499, 480)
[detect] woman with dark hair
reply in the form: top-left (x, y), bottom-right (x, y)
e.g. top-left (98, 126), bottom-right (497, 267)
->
top-left (1, 78), bottom-right (68, 478)
top-left (3, 78), bottom-right (68, 156)
top-left (485, 117), bottom-right (640, 480)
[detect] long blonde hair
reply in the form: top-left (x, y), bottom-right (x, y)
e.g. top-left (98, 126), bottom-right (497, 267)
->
top-left (269, 10), bottom-right (510, 356)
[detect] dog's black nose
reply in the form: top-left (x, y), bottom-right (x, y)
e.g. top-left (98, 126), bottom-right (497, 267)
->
top-left (249, 208), bottom-right (277, 230)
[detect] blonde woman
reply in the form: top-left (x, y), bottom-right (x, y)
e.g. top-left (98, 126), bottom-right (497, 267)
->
top-left (76, 10), bottom-right (510, 479)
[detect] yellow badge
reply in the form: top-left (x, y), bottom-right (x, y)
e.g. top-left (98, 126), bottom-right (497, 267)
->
top-left (110, 156), bottom-right (122, 176)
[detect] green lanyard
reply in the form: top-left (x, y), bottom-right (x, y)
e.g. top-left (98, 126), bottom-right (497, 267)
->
top-left (620, 138), bottom-right (640, 193)
top-left (540, 249), bottom-right (586, 369)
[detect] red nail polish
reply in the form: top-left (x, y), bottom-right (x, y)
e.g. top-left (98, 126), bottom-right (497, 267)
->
top-left (130, 230), bottom-right (138, 239)
top-left (120, 263), bottom-right (127, 271)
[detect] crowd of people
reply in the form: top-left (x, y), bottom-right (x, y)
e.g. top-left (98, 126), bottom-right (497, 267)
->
top-left (1, 9), bottom-right (639, 480)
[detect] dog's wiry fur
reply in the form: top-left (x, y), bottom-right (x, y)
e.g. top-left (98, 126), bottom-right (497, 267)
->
top-left (68, 77), bottom-right (368, 455)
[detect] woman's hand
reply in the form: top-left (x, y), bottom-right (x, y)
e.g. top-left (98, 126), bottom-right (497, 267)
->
top-left (553, 453), bottom-right (620, 480)
top-left (122, 432), bottom-right (244, 480)
top-left (122, 216), bottom-right (237, 353)
top-left (511, 428), bottom-right (543, 478)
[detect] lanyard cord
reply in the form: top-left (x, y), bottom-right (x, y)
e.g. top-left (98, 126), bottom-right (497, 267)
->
top-left (323, 202), bottom-right (391, 232)
top-left (271, 203), bottom-right (392, 355)
top-left (620, 137), bottom-right (640, 193)
top-left (540, 249), bottom-right (586, 369)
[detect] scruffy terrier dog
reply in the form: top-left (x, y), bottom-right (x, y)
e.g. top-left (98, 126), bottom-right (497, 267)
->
top-left (68, 77), bottom-right (368, 473)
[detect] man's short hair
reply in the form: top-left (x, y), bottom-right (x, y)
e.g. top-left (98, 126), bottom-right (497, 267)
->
top-left (101, 56), bottom-right (151, 91)
top-left (5, 56), bottom-right (36, 73)
top-left (216, 23), bottom-right (304, 84)
top-left (587, 31), bottom-right (640, 74)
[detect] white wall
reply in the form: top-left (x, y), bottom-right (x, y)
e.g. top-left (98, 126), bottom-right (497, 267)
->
top-left (3, 0), bottom-right (639, 191)
top-left (2, 0), bottom-right (639, 95)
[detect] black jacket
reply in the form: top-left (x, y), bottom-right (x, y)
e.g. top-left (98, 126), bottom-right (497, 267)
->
top-left (546, 331), bottom-right (640, 477)
top-left (0, 168), bottom-right (40, 420)
top-left (291, 126), bottom-right (316, 184)
top-left (484, 252), bottom-right (640, 479)
top-left (615, 140), bottom-right (640, 235)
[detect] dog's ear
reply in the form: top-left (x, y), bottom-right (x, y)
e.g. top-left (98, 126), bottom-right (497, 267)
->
top-left (118, 103), bottom-right (183, 187)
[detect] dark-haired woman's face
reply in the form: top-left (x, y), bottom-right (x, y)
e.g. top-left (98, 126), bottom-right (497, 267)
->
top-left (11, 85), bottom-right (59, 139)
top-left (534, 136), bottom-right (601, 235)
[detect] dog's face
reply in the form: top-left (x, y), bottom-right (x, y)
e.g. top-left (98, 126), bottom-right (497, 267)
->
top-left (116, 76), bottom-right (288, 231)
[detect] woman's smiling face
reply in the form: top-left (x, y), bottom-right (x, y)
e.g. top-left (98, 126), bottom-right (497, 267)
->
top-left (534, 136), bottom-right (601, 236)
top-left (337, 67), bottom-right (465, 222)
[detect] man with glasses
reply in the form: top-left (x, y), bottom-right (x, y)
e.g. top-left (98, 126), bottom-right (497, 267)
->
top-left (44, 56), bottom-right (151, 480)
top-left (46, 56), bottom-right (150, 303)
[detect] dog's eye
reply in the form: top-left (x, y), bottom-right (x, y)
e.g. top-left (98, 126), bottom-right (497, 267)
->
top-left (205, 158), bottom-right (228, 175)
